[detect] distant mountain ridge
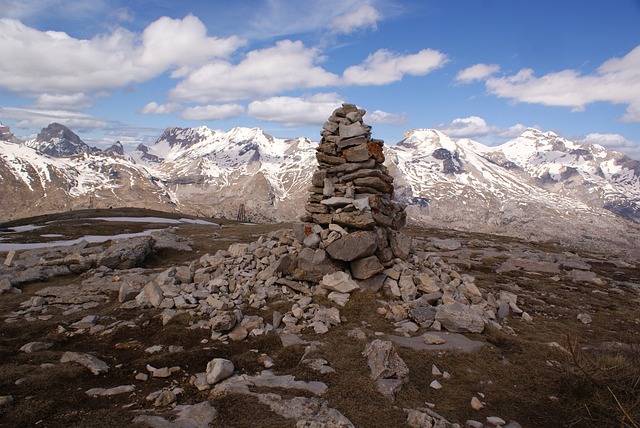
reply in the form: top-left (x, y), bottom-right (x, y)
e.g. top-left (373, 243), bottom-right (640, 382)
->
top-left (1, 122), bottom-right (639, 257)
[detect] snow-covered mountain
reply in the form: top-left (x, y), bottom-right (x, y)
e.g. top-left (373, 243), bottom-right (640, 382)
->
top-left (131, 126), bottom-right (317, 221)
top-left (1, 123), bottom-right (639, 256)
top-left (0, 124), bottom-right (174, 217)
top-left (386, 129), bottom-right (640, 253)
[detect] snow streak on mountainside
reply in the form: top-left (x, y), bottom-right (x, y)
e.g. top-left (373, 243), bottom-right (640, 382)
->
top-left (482, 129), bottom-right (640, 221)
top-left (384, 128), bottom-right (640, 255)
top-left (132, 126), bottom-right (316, 221)
top-left (0, 128), bottom-right (174, 218)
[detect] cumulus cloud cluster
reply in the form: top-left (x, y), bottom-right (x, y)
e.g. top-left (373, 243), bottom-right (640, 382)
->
top-left (0, 3), bottom-right (447, 132)
top-left (0, 16), bottom-right (243, 98)
top-left (459, 46), bottom-right (640, 123)
top-left (579, 133), bottom-right (640, 158)
top-left (437, 116), bottom-right (528, 139)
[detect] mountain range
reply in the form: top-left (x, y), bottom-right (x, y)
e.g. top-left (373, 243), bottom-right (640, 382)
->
top-left (1, 122), bottom-right (639, 257)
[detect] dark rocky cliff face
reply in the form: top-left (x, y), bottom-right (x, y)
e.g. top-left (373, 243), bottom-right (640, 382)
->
top-left (0, 125), bottom-right (20, 144)
top-left (34, 123), bottom-right (94, 157)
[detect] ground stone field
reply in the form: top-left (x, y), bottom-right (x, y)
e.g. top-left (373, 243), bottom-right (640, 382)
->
top-left (0, 208), bottom-right (639, 427)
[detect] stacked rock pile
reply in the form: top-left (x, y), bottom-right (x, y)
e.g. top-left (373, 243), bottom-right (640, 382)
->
top-left (298, 103), bottom-right (410, 283)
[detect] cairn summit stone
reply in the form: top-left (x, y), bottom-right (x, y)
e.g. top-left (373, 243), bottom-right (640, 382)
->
top-left (299, 103), bottom-right (409, 282)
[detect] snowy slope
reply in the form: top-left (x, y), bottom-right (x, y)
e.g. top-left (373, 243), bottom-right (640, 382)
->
top-left (132, 126), bottom-right (316, 219)
top-left (480, 129), bottom-right (640, 220)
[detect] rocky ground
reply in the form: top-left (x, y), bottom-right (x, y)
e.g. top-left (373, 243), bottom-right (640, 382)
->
top-left (0, 208), bottom-right (639, 427)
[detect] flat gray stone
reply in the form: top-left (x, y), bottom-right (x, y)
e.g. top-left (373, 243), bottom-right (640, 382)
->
top-left (325, 230), bottom-right (378, 262)
top-left (388, 332), bottom-right (483, 354)
top-left (436, 302), bottom-right (485, 333)
top-left (351, 255), bottom-right (384, 280)
top-left (60, 351), bottom-right (109, 375)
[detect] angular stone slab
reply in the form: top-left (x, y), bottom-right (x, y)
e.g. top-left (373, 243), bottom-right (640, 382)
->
top-left (291, 248), bottom-right (340, 283)
top-left (435, 302), bottom-right (485, 333)
top-left (388, 332), bottom-right (483, 354)
top-left (351, 255), bottom-right (384, 280)
top-left (343, 143), bottom-right (371, 163)
top-left (60, 351), bottom-right (109, 375)
top-left (320, 271), bottom-right (360, 293)
top-left (339, 122), bottom-right (369, 139)
top-left (325, 230), bottom-right (378, 262)
top-left (332, 212), bottom-right (376, 230)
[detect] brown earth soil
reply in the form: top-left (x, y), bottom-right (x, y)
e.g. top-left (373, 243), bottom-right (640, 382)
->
top-left (0, 208), bottom-right (639, 427)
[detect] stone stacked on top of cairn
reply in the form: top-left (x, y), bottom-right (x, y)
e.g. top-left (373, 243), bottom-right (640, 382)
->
top-left (294, 103), bottom-right (411, 287)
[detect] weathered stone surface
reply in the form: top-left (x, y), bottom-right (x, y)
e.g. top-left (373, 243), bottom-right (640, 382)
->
top-left (353, 176), bottom-right (393, 193)
top-left (389, 332), bottom-right (484, 354)
top-left (20, 341), bottom-right (53, 353)
top-left (136, 281), bottom-right (164, 308)
top-left (343, 143), bottom-right (372, 163)
top-left (86, 385), bottom-right (135, 397)
top-left (407, 297), bottom-right (437, 327)
top-left (0, 277), bottom-right (19, 294)
top-left (211, 312), bottom-right (237, 332)
top-left (325, 230), bottom-right (378, 262)
top-left (363, 339), bottom-right (409, 401)
top-left (435, 302), bottom-right (485, 333)
top-left (96, 236), bottom-right (154, 269)
top-left (351, 255), bottom-right (384, 280)
top-left (258, 394), bottom-right (355, 427)
top-left (60, 351), bottom-right (109, 375)
top-left (339, 122), bottom-right (369, 140)
top-left (316, 152), bottom-right (346, 165)
top-left (206, 358), bottom-right (234, 385)
top-left (332, 212), bottom-right (376, 230)
top-left (320, 271), bottom-right (360, 293)
top-left (389, 231), bottom-right (412, 260)
top-left (291, 248), bottom-right (340, 283)
top-left (4, 249), bottom-right (16, 267)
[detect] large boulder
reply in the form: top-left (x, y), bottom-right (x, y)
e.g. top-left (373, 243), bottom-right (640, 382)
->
top-left (290, 248), bottom-right (340, 283)
top-left (325, 230), bottom-right (378, 262)
top-left (435, 302), bottom-right (485, 333)
top-left (97, 236), bottom-right (155, 269)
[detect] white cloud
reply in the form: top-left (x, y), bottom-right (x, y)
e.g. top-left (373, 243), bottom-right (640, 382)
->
top-left (455, 63), bottom-right (500, 83)
top-left (0, 16), bottom-right (244, 97)
top-left (0, 0), bottom-right (105, 20)
top-left (170, 40), bottom-right (340, 103)
top-left (342, 48), bottom-right (448, 85)
top-left (367, 110), bottom-right (408, 125)
top-left (110, 7), bottom-right (133, 23)
top-left (242, 0), bottom-right (385, 40)
top-left (437, 116), bottom-right (492, 137)
top-left (437, 116), bottom-right (528, 139)
top-left (139, 102), bottom-right (183, 115)
top-left (330, 4), bottom-right (381, 34)
top-left (496, 123), bottom-right (529, 138)
top-left (0, 106), bottom-right (110, 130)
top-left (248, 93), bottom-right (344, 127)
top-left (483, 44), bottom-right (640, 122)
top-left (180, 104), bottom-right (244, 121)
top-left (580, 133), bottom-right (640, 153)
top-left (33, 93), bottom-right (93, 110)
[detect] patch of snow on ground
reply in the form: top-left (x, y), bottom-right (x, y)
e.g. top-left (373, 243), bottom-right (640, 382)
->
top-left (90, 217), bottom-right (219, 225)
top-left (0, 229), bottom-right (165, 251)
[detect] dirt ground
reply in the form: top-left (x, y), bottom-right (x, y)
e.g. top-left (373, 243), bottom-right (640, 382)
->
top-left (0, 208), bottom-right (639, 427)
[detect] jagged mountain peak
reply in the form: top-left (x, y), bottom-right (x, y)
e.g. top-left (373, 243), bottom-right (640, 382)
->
top-left (156, 126), bottom-right (216, 149)
top-left (0, 124), bottom-right (20, 144)
top-left (26, 123), bottom-right (94, 158)
top-left (103, 141), bottom-right (126, 157)
top-left (398, 128), bottom-right (459, 154)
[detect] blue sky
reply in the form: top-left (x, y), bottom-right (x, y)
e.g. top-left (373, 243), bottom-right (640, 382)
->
top-left (1, 0), bottom-right (639, 159)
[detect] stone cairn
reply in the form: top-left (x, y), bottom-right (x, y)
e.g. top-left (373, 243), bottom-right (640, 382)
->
top-left (295, 103), bottom-right (411, 286)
